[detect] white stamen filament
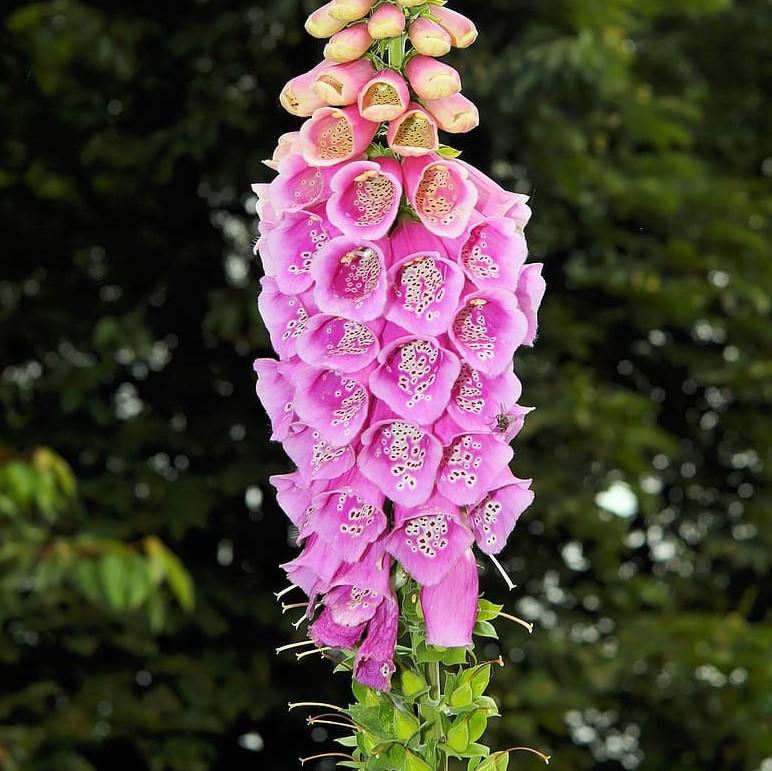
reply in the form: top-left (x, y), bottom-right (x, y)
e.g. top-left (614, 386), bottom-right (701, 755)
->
top-left (300, 753), bottom-right (353, 766)
top-left (296, 646), bottom-right (332, 660)
top-left (274, 584), bottom-right (299, 601)
top-left (489, 554), bottom-right (517, 591)
top-left (500, 612), bottom-right (534, 634)
top-left (288, 701), bottom-right (347, 714)
top-left (275, 640), bottom-right (315, 655)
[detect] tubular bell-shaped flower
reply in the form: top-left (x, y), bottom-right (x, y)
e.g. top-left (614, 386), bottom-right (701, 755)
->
top-left (270, 153), bottom-right (338, 213)
top-left (324, 23), bottom-right (374, 63)
top-left (300, 106), bottom-right (378, 168)
top-left (408, 17), bottom-right (452, 57)
top-left (368, 3), bottom-right (406, 39)
top-left (425, 92), bottom-right (480, 134)
top-left (256, 277), bottom-right (311, 360)
top-left (311, 236), bottom-right (389, 321)
top-left (358, 69), bottom-right (410, 123)
top-left (305, 2), bottom-right (348, 39)
top-left (313, 59), bottom-right (377, 107)
top-left (449, 289), bottom-right (528, 376)
top-left (516, 263), bottom-right (547, 346)
top-left (354, 592), bottom-right (398, 691)
top-left (329, 0), bottom-right (377, 23)
top-left (431, 6), bottom-right (479, 48)
top-left (405, 55), bottom-right (462, 101)
top-left (281, 61), bottom-right (336, 117)
top-left (387, 104), bottom-right (440, 158)
top-left (420, 547), bottom-right (478, 647)
top-left (296, 314), bottom-right (382, 372)
top-left (403, 155), bottom-right (478, 238)
top-left (327, 158), bottom-right (403, 240)
top-left (253, 358), bottom-right (296, 442)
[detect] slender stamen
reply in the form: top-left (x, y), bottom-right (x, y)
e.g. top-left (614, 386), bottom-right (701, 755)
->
top-left (308, 712), bottom-right (355, 724)
top-left (497, 747), bottom-right (551, 765)
top-left (274, 584), bottom-right (299, 601)
top-left (499, 612), bottom-right (534, 634)
top-left (281, 602), bottom-right (308, 614)
top-left (299, 753), bottom-right (353, 766)
top-left (307, 718), bottom-right (357, 730)
top-left (489, 554), bottom-right (517, 591)
top-left (296, 646), bottom-right (332, 660)
top-left (288, 701), bottom-right (347, 714)
top-left (292, 614), bottom-right (310, 630)
top-left (275, 640), bottom-right (314, 654)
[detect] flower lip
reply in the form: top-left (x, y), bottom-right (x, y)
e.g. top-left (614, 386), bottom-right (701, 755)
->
top-left (300, 105), bottom-right (379, 168)
top-left (358, 69), bottom-right (410, 123)
top-left (385, 250), bottom-right (465, 337)
top-left (311, 235), bottom-right (389, 322)
top-left (387, 104), bottom-right (440, 158)
top-left (327, 158), bottom-right (403, 241)
top-left (296, 313), bottom-right (381, 372)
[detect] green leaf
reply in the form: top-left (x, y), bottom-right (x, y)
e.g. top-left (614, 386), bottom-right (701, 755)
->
top-left (447, 717), bottom-right (471, 753)
top-left (401, 669), bottom-right (428, 700)
top-left (473, 621), bottom-right (499, 639)
top-left (394, 708), bottom-right (421, 742)
top-left (471, 665), bottom-right (492, 698)
top-left (98, 553), bottom-right (126, 611)
top-left (476, 600), bottom-right (503, 623)
top-left (437, 144), bottom-right (463, 159)
top-left (467, 710), bottom-right (488, 744)
top-left (450, 682), bottom-right (474, 709)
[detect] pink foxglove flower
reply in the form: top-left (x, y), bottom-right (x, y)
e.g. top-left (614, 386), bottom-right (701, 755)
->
top-left (358, 69), bottom-right (411, 123)
top-left (329, 0), bottom-right (377, 23)
top-left (270, 153), bottom-right (338, 213)
top-left (264, 131), bottom-right (300, 171)
top-left (311, 235), bottom-right (389, 321)
top-left (305, 2), bottom-right (348, 38)
top-left (253, 358), bottom-right (296, 442)
top-left (449, 289), bottom-right (528, 376)
top-left (281, 534), bottom-right (345, 596)
top-left (405, 55), bottom-right (462, 101)
top-left (469, 469), bottom-right (534, 555)
top-left (516, 263), bottom-right (547, 346)
top-left (283, 423), bottom-right (356, 483)
top-left (386, 494), bottom-right (474, 585)
top-left (403, 155), bottom-right (478, 238)
top-left (408, 17), bottom-right (452, 57)
top-left (327, 158), bottom-right (403, 240)
top-left (425, 92), bottom-right (480, 134)
top-left (431, 6), bottom-right (479, 48)
top-left (313, 59), bottom-right (376, 107)
top-left (324, 23), bottom-right (373, 63)
top-left (296, 314), bottom-right (382, 372)
top-left (436, 430), bottom-right (514, 506)
top-left (420, 548), bottom-right (478, 647)
top-left (447, 362), bottom-right (523, 434)
top-left (310, 607), bottom-right (366, 649)
top-left (262, 206), bottom-right (340, 294)
top-left (368, 3), bottom-right (406, 39)
top-left (300, 106), bottom-right (379, 167)
top-left (256, 277), bottom-right (311, 359)
top-left (353, 592), bottom-right (398, 691)
top-left (280, 61), bottom-right (336, 116)
top-left (454, 214), bottom-right (528, 289)
top-left (270, 471), bottom-right (321, 528)
top-left (386, 104), bottom-right (440, 157)
top-left (369, 336), bottom-right (461, 424)
top-left (359, 418), bottom-right (444, 507)
top-left (293, 366), bottom-right (371, 447)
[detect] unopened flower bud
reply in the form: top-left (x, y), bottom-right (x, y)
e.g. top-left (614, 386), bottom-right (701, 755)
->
top-left (329, 0), bottom-right (377, 22)
top-left (305, 2), bottom-right (348, 39)
top-left (408, 18), bottom-right (452, 58)
top-left (368, 3), bottom-right (407, 40)
top-left (387, 103), bottom-right (440, 157)
top-left (280, 61), bottom-right (335, 117)
top-left (313, 59), bottom-right (376, 107)
top-left (395, 0), bottom-right (424, 7)
top-left (358, 69), bottom-right (410, 122)
top-left (425, 92), bottom-right (480, 134)
top-left (324, 23), bottom-right (374, 63)
top-left (431, 6), bottom-right (479, 48)
top-left (405, 55), bottom-right (462, 100)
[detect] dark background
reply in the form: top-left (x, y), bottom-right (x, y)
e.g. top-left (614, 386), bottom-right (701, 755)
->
top-left (1, 1), bottom-right (771, 770)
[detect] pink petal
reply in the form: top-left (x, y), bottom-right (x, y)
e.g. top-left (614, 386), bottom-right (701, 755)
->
top-left (281, 534), bottom-right (344, 596)
top-left (294, 368), bottom-right (370, 447)
top-left (257, 278), bottom-right (311, 360)
top-left (312, 236), bottom-right (389, 322)
top-left (449, 289), bottom-right (528, 376)
top-left (327, 158), bottom-right (403, 240)
top-left (420, 548), bottom-right (478, 647)
top-left (310, 607), bottom-right (366, 649)
top-left (403, 156), bottom-right (478, 238)
top-left (272, 153), bottom-right (338, 212)
top-left (299, 105), bottom-right (378, 167)
top-left (253, 358), bottom-right (296, 442)
top-left (436, 432), bottom-right (514, 506)
top-left (386, 252), bottom-right (465, 336)
top-left (447, 363), bottom-right (523, 434)
top-left (284, 423), bottom-right (356, 482)
top-left (516, 263), bottom-right (546, 346)
top-left (296, 314), bottom-right (382, 372)
top-left (469, 471), bottom-right (534, 555)
top-left (369, 336), bottom-right (461, 424)
top-left (358, 419), bottom-right (443, 507)
top-left (386, 495), bottom-right (473, 586)
top-left (354, 593), bottom-right (398, 691)
top-left (455, 215), bottom-right (528, 289)
top-left (270, 471), bottom-right (323, 528)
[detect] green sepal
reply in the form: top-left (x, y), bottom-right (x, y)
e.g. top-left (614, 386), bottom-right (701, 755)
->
top-left (438, 144), bottom-right (463, 159)
top-left (471, 665), bottom-right (492, 698)
top-left (447, 716), bottom-right (471, 753)
top-left (394, 708), bottom-right (421, 742)
top-left (335, 735), bottom-right (360, 748)
top-left (467, 710), bottom-right (489, 744)
top-left (476, 695), bottom-right (501, 717)
top-left (477, 753), bottom-right (510, 771)
top-left (449, 681), bottom-right (475, 709)
top-left (473, 620), bottom-right (499, 639)
top-left (401, 669), bottom-right (428, 700)
top-left (477, 600), bottom-right (504, 622)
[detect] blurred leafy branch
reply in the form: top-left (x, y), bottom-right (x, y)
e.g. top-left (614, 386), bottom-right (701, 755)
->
top-left (0, 448), bottom-right (193, 631)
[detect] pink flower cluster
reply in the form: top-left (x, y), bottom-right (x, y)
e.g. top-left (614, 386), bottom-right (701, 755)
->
top-left (253, 0), bottom-right (544, 692)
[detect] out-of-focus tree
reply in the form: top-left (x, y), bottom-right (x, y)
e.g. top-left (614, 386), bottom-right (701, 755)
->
top-left (0, 0), bottom-right (769, 770)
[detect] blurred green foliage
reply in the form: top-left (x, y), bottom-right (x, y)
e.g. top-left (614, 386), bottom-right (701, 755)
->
top-left (0, 0), bottom-right (770, 770)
